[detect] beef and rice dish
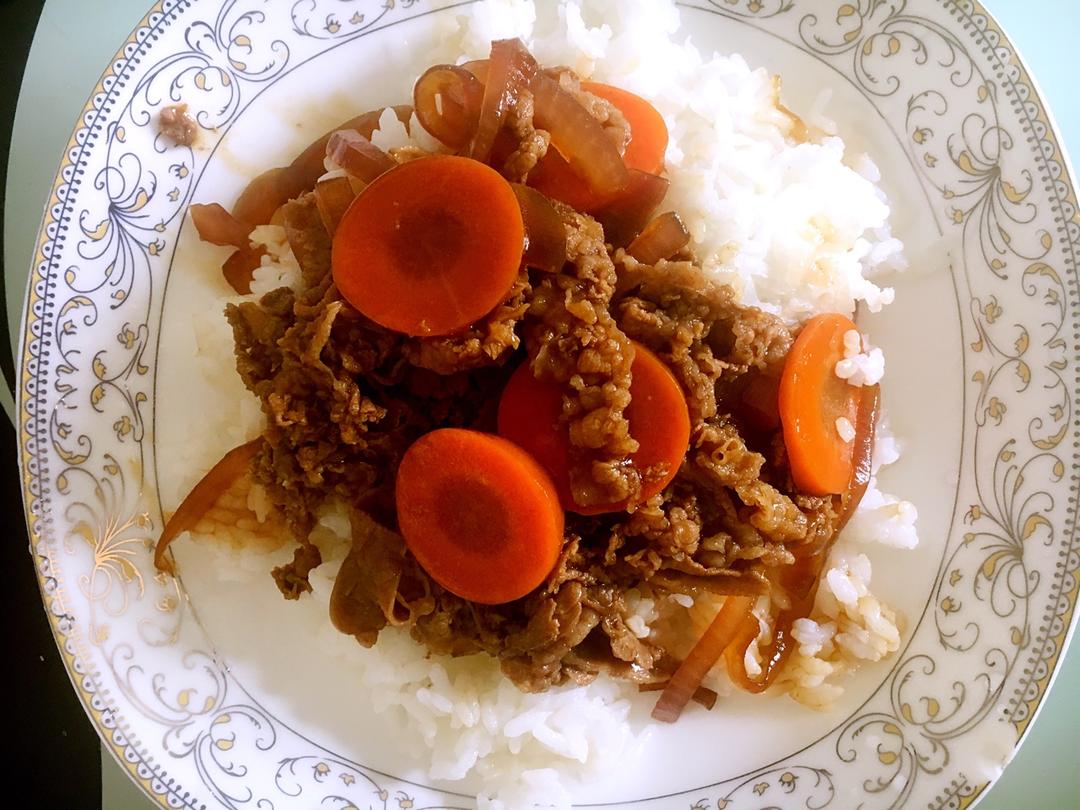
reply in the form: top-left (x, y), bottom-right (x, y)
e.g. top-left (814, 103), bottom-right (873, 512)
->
top-left (157, 37), bottom-right (890, 724)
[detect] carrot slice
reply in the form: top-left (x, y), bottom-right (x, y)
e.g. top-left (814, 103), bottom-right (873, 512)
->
top-left (394, 429), bottom-right (564, 605)
top-left (778, 313), bottom-right (861, 495)
top-left (332, 155), bottom-right (524, 337)
top-left (528, 83), bottom-right (667, 211)
top-left (582, 82), bottom-right (668, 175)
top-left (497, 342), bottom-right (691, 514)
top-left (153, 438), bottom-right (262, 574)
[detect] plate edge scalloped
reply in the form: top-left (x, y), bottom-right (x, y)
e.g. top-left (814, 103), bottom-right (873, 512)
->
top-left (958, 2), bottom-right (1080, 806)
top-left (17, 3), bottom-right (186, 808)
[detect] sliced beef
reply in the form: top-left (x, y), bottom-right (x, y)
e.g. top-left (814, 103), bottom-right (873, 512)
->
top-left (615, 255), bottom-right (792, 426)
top-left (525, 205), bottom-right (641, 507)
top-left (159, 103), bottom-right (198, 146)
top-left (214, 66), bottom-right (845, 691)
top-left (403, 269), bottom-right (531, 374)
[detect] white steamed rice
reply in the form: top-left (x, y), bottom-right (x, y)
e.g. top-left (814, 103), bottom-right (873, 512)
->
top-left (173, 0), bottom-right (921, 806)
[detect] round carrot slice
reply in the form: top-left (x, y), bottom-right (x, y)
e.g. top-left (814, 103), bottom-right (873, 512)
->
top-left (778, 313), bottom-right (861, 495)
top-left (497, 366), bottom-right (570, 503)
top-left (581, 82), bottom-right (668, 176)
top-left (395, 429), bottom-right (564, 605)
top-left (332, 155), bottom-right (524, 336)
top-left (497, 342), bottom-right (691, 514)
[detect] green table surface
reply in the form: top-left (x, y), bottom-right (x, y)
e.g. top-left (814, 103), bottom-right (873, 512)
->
top-left (7, 1), bottom-right (1078, 807)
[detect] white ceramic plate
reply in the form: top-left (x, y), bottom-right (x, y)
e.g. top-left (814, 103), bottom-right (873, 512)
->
top-left (20, 1), bottom-right (1079, 807)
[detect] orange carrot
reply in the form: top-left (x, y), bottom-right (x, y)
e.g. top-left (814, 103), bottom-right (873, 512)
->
top-left (777, 313), bottom-right (861, 495)
top-left (496, 365), bottom-right (568, 501)
top-left (528, 83), bottom-right (667, 211)
top-left (394, 429), bottom-right (564, 605)
top-left (332, 155), bottom-right (524, 337)
top-left (154, 438), bottom-right (262, 574)
top-left (582, 82), bottom-right (668, 175)
top-left (621, 344), bottom-right (692, 503)
top-left (497, 342), bottom-right (691, 514)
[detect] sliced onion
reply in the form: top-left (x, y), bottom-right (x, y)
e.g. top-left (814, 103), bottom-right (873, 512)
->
top-left (326, 130), bottom-right (396, 183)
top-left (414, 64), bottom-right (485, 150)
top-left (531, 70), bottom-right (630, 198)
top-left (461, 59), bottom-right (489, 82)
top-left (329, 511), bottom-right (407, 647)
top-left (231, 166), bottom-right (311, 228)
top-left (725, 384), bottom-right (880, 694)
top-left (154, 439), bottom-right (263, 574)
top-left (638, 680), bottom-right (718, 710)
top-left (469, 39), bottom-right (630, 196)
top-left (229, 106), bottom-right (412, 228)
top-left (651, 595), bottom-right (753, 722)
top-left (512, 184), bottom-right (566, 273)
top-left (627, 211), bottom-right (689, 265)
top-left (221, 245), bottom-right (266, 295)
top-left (469, 38), bottom-right (539, 162)
top-left (189, 202), bottom-right (251, 248)
top-left (593, 169), bottom-right (669, 247)
top-left (836, 383), bottom-right (880, 532)
top-left (773, 76), bottom-right (810, 143)
top-left (290, 105), bottom-right (412, 180)
top-left (649, 569), bottom-right (769, 598)
top-left (313, 175), bottom-right (358, 236)
top-left (777, 98), bottom-right (810, 143)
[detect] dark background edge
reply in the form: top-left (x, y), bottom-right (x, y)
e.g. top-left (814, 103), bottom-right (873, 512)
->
top-left (3, 0), bottom-right (104, 805)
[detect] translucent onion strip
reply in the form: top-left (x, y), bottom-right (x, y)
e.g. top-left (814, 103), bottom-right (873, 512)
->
top-left (627, 211), bottom-right (689, 265)
top-left (414, 64), bottom-right (485, 149)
